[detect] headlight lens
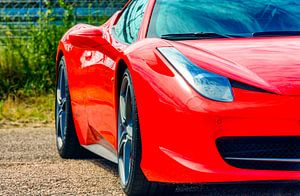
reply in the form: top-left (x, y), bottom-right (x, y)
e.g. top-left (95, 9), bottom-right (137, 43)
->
top-left (158, 47), bottom-right (234, 102)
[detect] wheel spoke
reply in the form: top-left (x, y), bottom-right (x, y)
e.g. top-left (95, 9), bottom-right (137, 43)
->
top-left (57, 137), bottom-right (63, 149)
top-left (119, 95), bottom-right (126, 124)
top-left (59, 111), bottom-right (66, 139)
top-left (59, 69), bottom-right (63, 91)
top-left (125, 87), bottom-right (132, 124)
top-left (123, 139), bottom-right (131, 181)
top-left (60, 69), bottom-right (66, 98)
top-left (61, 98), bottom-right (67, 110)
top-left (56, 89), bottom-right (62, 104)
top-left (126, 125), bottom-right (133, 140)
top-left (118, 131), bottom-right (127, 152)
top-left (56, 108), bottom-right (61, 132)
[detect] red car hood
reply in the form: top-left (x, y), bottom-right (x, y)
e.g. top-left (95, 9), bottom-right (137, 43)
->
top-left (171, 36), bottom-right (300, 95)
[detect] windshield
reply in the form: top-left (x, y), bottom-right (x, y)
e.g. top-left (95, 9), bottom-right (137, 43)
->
top-left (148, 0), bottom-right (300, 38)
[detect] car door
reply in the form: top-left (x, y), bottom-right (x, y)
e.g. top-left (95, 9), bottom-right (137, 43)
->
top-left (84, 0), bottom-right (149, 148)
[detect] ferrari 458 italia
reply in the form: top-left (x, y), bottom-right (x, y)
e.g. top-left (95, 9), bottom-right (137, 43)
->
top-left (55, 0), bottom-right (300, 195)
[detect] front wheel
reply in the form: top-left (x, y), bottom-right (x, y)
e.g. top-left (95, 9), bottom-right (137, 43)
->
top-left (117, 69), bottom-right (176, 195)
top-left (55, 57), bottom-right (92, 159)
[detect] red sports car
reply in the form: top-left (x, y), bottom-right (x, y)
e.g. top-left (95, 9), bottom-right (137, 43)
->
top-left (55, 0), bottom-right (300, 195)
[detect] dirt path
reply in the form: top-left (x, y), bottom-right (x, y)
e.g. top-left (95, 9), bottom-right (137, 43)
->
top-left (0, 127), bottom-right (300, 195)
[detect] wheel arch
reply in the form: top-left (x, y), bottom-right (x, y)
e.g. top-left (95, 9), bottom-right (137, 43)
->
top-left (116, 59), bottom-right (128, 95)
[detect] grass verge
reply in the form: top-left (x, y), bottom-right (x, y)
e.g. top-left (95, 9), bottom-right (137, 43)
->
top-left (0, 94), bottom-right (54, 128)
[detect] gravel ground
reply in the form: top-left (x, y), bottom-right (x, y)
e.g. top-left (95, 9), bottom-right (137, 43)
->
top-left (0, 127), bottom-right (300, 195)
top-left (0, 127), bottom-right (123, 195)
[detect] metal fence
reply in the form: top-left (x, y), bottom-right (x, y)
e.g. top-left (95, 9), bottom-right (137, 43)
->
top-left (0, 0), bottom-right (127, 24)
top-left (0, 0), bottom-right (127, 41)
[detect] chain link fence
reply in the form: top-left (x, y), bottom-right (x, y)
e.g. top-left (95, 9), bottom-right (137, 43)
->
top-left (0, 0), bottom-right (127, 43)
top-left (0, 0), bottom-right (127, 23)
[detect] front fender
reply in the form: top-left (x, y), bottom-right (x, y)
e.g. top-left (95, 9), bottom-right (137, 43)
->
top-left (117, 39), bottom-right (206, 180)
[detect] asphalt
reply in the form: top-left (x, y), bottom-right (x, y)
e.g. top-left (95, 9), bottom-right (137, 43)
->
top-left (0, 127), bottom-right (300, 195)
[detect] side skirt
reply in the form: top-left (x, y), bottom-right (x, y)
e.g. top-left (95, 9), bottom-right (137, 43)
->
top-left (81, 144), bottom-right (118, 164)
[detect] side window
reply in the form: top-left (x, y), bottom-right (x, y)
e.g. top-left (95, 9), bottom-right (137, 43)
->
top-left (114, 0), bottom-right (148, 44)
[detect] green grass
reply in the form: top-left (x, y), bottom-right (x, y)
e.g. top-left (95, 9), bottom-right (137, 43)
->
top-left (0, 94), bottom-right (54, 127)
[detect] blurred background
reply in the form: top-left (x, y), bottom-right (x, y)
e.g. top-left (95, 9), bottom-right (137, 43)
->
top-left (0, 0), bottom-right (126, 127)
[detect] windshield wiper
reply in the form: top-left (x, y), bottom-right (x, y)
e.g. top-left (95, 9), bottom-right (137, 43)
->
top-left (161, 32), bottom-right (237, 40)
top-left (253, 31), bottom-right (300, 37)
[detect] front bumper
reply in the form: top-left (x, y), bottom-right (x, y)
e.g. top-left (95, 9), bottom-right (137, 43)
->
top-left (133, 67), bottom-right (300, 183)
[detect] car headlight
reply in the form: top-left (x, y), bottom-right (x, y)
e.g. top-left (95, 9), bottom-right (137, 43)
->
top-left (158, 47), bottom-right (234, 102)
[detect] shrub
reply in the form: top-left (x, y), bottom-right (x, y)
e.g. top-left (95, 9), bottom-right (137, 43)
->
top-left (0, 1), bottom-right (109, 99)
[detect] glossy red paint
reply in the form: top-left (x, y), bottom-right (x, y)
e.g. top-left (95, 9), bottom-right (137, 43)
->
top-left (56, 0), bottom-right (300, 183)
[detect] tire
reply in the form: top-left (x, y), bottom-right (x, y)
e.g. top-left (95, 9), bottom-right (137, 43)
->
top-left (118, 69), bottom-right (176, 195)
top-left (55, 57), bottom-right (93, 159)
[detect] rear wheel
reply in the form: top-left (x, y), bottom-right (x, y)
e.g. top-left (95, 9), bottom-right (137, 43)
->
top-left (55, 57), bottom-right (91, 159)
top-left (118, 69), bottom-right (176, 195)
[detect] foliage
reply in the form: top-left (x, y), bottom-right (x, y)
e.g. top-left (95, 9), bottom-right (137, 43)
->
top-left (0, 1), bottom-right (109, 99)
top-left (0, 94), bottom-right (55, 126)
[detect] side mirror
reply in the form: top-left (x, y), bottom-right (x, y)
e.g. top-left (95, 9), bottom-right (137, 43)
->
top-left (69, 26), bottom-right (107, 49)
top-left (68, 25), bottom-right (119, 60)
